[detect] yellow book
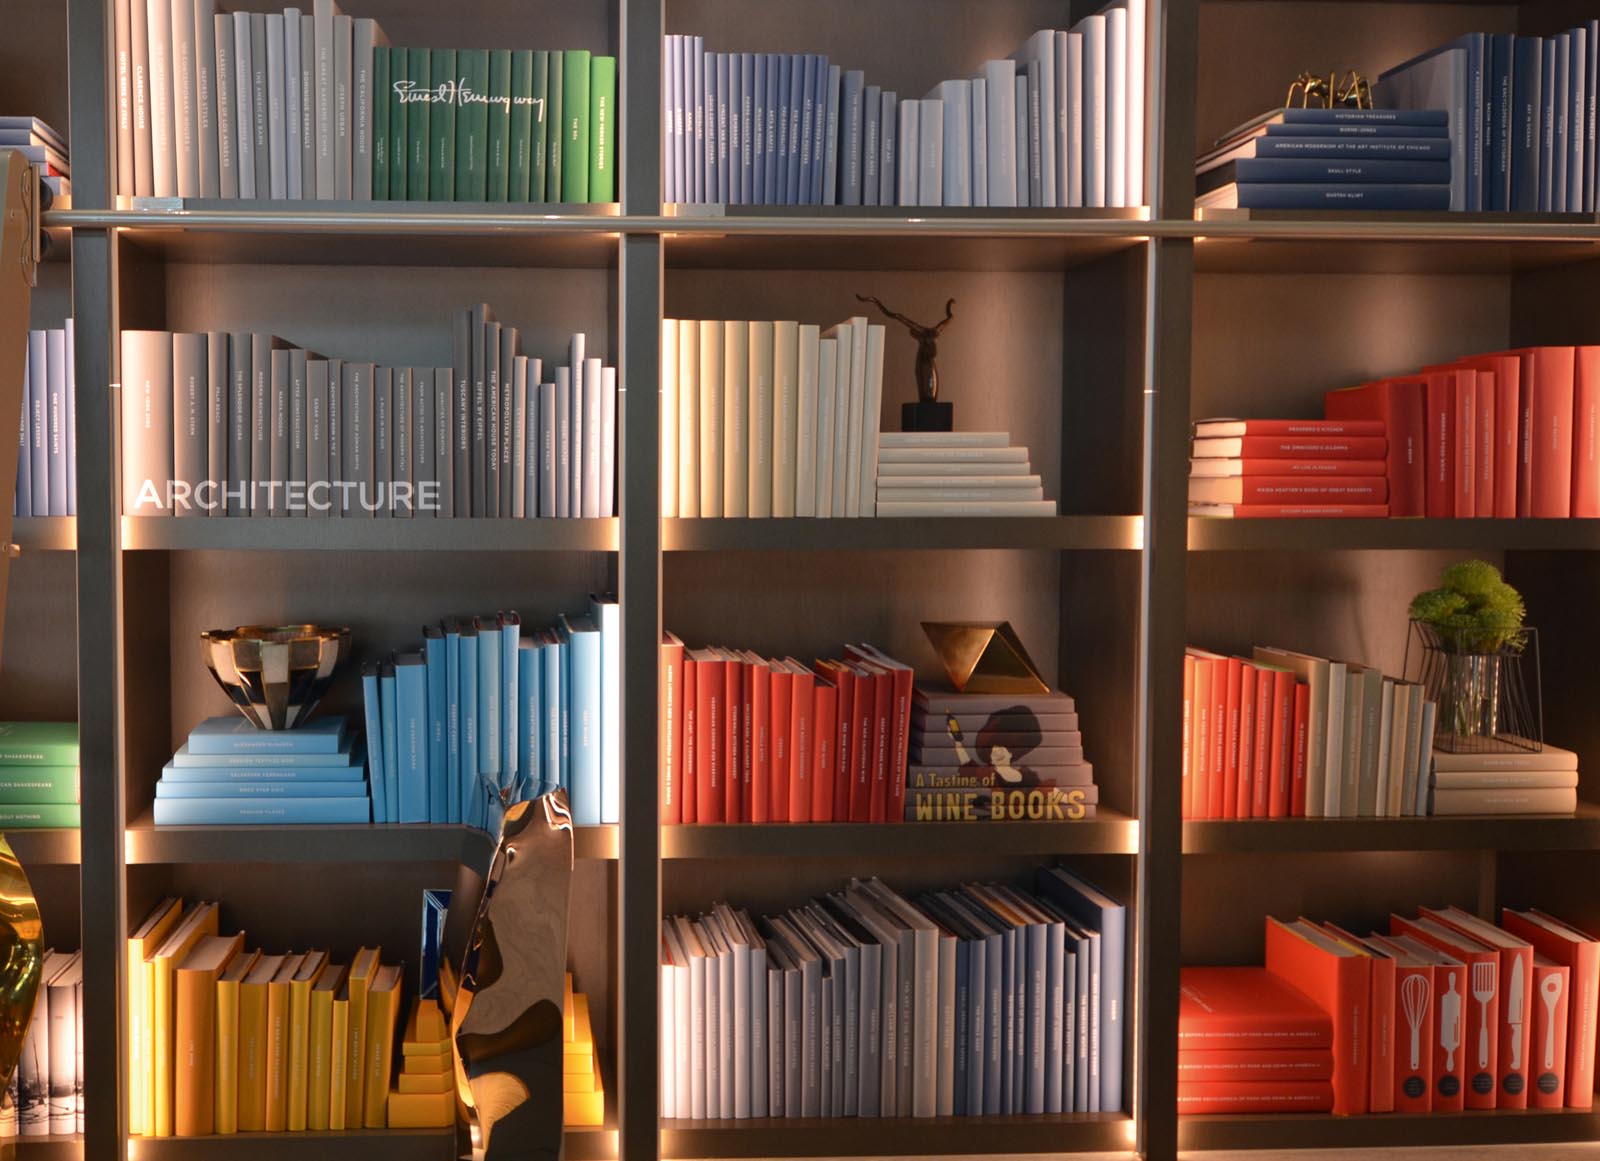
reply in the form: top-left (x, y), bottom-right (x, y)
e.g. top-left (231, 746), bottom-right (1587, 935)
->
top-left (402, 1049), bottom-right (451, 1075)
top-left (236, 952), bottom-right (286, 1132)
top-left (386, 1087), bottom-right (454, 1128)
top-left (563, 1051), bottom-right (592, 1076)
top-left (343, 946), bottom-right (380, 1130)
top-left (563, 1063), bottom-right (599, 1094)
top-left (307, 962), bottom-right (347, 1131)
top-left (127, 896), bottom-right (182, 1137)
top-left (415, 997), bottom-right (445, 1044)
top-left (329, 975), bottom-right (351, 1130)
top-left (214, 949), bottom-right (260, 1136)
top-left (565, 1087), bottom-right (604, 1127)
top-left (173, 933), bottom-right (243, 1137)
top-left (286, 949), bottom-right (328, 1131)
top-left (264, 952), bottom-right (303, 1131)
top-left (149, 901), bottom-right (220, 1137)
top-left (567, 994), bottom-right (592, 1052)
top-left (397, 1069), bottom-right (451, 1094)
top-left (362, 963), bottom-right (403, 1129)
top-left (563, 973), bottom-right (575, 1041)
top-left (402, 1036), bottom-right (451, 1057)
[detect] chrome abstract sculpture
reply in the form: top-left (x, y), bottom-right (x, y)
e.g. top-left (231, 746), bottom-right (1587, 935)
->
top-left (200, 624), bottom-right (351, 730)
top-left (445, 789), bottom-right (573, 1160)
top-left (0, 835), bottom-right (42, 1157)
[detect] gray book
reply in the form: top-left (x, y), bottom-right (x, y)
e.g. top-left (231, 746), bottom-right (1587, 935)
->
top-left (433, 368), bottom-right (452, 518)
top-left (131, 0), bottom-right (153, 195)
top-left (697, 918), bottom-right (722, 1118)
top-left (830, 889), bottom-right (897, 1115)
top-left (372, 366), bottom-right (391, 519)
top-left (116, 0), bottom-right (135, 195)
top-left (250, 13), bottom-right (270, 198)
top-left (213, 14), bottom-right (237, 197)
top-left (583, 356), bottom-right (602, 518)
top-left (796, 906), bottom-right (853, 1118)
top-left (147, 0), bottom-right (178, 196)
top-left (313, 0), bottom-right (340, 198)
top-left (119, 331), bottom-right (171, 514)
top-left (822, 64), bottom-right (842, 205)
top-left (840, 69), bottom-right (864, 205)
top-left (341, 361), bottom-right (373, 516)
top-left (44, 330), bottom-right (66, 518)
top-left (413, 367), bottom-right (432, 518)
top-left (392, 366), bottom-right (411, 517)
top-left (205, 331), bottom-right (227, 515)
top-left (326, 357), bottom-right (343, 516)
top-left (283, 11), bottom-right (302, 198)
top-left (862, 84), bottom-right (881, 206)
top-left (352, 18), bottom-right (377, 199)
top-left (1014, 73), bottom-right (1029, 206)
top-left (897, 99), bottom-right (918, 205)
top-left (555, 366), bottom-right (571, 518)
top-left (299, 13), bottom-right (316, 197)
top-left (820, 896), bottom-right (879, 1118)
top-left (538, 380), bottom-right (555, 518)
top-left (511, 358), bottom-right (527, 518)
top-left (713, 905), bottom-right (758, 1120)
top-left (769, 925), bottom-right (805, 1117)
top-left (766, 945), bottom-right (785, 1116)
top-left (598, 365), bottom-right (616, 517)
top-left (741, 913), bottom-right (769, 1120)
top-left (860, 878), bottom-right (938, 1117)
top-left (879, 90), bottom-right (897, 204)
top-left (193, 0), bottom-right (220, 196)
top-left (231, 14), bottom-right (256, 198)
top-left (1352, 662), bottom-right (1385, 817)
top-left (334, 14), bottom-right (353, 198)
top-left (498, 326), bottom-right (517, 516)
top-left (171, 332), bottom-right (207, 517)
top-left (1340, 667), bottom-right (1364, 818)
top-left (268, 347), bottom-right (290, 516)
top-left (266, 14), bottom-right (287, 198)
top-left (226, 331), bottom-right (250, 513)
top-left (289, 349), bottom-right (308, 515)
top-left (483, 318), bottom-right (501, 517)
top-left (250, 335), bottom-right (280, 518)
top-left (306, 359), bottom-right (330, 517)
top-left (451, 310), bottom-right (470, 515)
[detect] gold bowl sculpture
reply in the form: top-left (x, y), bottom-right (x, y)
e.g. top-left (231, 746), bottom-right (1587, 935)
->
top-left (200, 624), bottom-right (352, 730)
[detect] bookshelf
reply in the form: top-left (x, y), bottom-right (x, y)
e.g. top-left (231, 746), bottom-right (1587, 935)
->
top-left (5, 0), bottom-right (1599, 1157)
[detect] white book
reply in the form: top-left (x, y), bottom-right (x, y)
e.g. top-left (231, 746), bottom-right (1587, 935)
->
top-left (898, 100), bottom-right (919, 206)
top-left (696, 320), bottom-right (724, 518)
top-left (232, 13), bottom-right (256, 198)
top-left (170, 0), bottom-right (199, 197)
top-left (121, 331), bottom-right (173, 514)
top-left (879, 459), bottom-right (1030, 476)
top-left (881, 431), bottom-right (1009, 448)
top-left (584, 356), bottom-right (603, 518)
top-left (746, 918), bottom-right (770, 1118)
top-left (684, 920), bottom-right (708, 1119)
top-left (1016, 31), bottom-right (1058, 207)
top-left (313, 0), bottom-right (341, 198)
top-left (352, 18), bottom-right (379, 200)
top-left (266, 14), bottom-right (287, 199)
top-left (1078, 13), bottom-right (1107, 207)
top-left (1123, 0), bottom-right (1146, 205)
top-left (1322, 660), bottom-right (1347, 817)
top-left (1384, 680), bottom-right (1411, 817)
top-left (814, 337), bottom-right (838, 516)
top-left (132, 0), bottom-right (153, 195)
top-left (881, 474), bottom-right (1042, 489)
top-left (858, 325), bottom-right (885, 516)
top-left (1373, 678), bottom-right (1396, 818)
top-left (702, 919), bottom-right (723, 1118)
top-left (827, 323), bottom-right (853, 516)
top-left (1062, 32), bottom-right (1085, 206)
top-left (747, 321), bottom-right (775, 517)
top-left (46, 954), bottom-right (78, 1137)
top-left (928, 80), bottom-right (971, 206)
top-left (1015, 73), bottom-right (1031, 205)
top-left (772, 321), bottom-right (800, 517)
top-left (876, 498), bottom-right (1056, 516)
top-left (213, 13), bottom-right (237, 197)
top-left (919, 98), bottom-right (944, 207)
top-left (284, 11), bottom-right (302, 198)
top-left (878, 444), bottom-right (1028, 463)
top-left (795, 324), bottom-right (820, 516)
top-left (195, 0), bottom-right (220, 197)
top-left (1105, 5), bottom-right (1126, 207)
top-left (116, 0), bottom-right (135, 195)
top-left (666, 923), bottom-right (692, 1119)
top-left (147, 0), bottom-right (178, 197)
top-left (843, 319), bottom-right (868, 516)
top-left (677, 320), bottom-right (699, 517)
top-left (878, 483), bottom-right (1044, 502)
top-left (661, 319), bottom-right (678, 516)
top-left (970, 78), bottom-right (989, 208)
top-left (982, 60), bottom-right (1018, 206)
top-left (600, 366), bottom-right (617, 517)
top-left (722, 322), bottom-right (750, 517)
top-left (661, 937), bottom-right (677, 1117)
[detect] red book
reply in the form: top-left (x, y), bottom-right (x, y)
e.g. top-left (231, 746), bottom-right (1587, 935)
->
top-left (1267, 668), bottom-right (1294, 819)
top-left (1428, 906), bottom-right (1533, 1108)
top-left (1459, 353), bottom-right (1521, 517)
top-left (1386, 932), bottom-right (1464, 1111)
top-left (681, 653), bottom-right (698, 824)
top-left (1190, 457), bottom-right (1388, 477)
top-left (1322, 376), bottom-right (1426, 516)
top-left (1422, 371), bottom-right (1455, 518)
top-left (1175, 1081), bottom-right (1334, 1113)
top-left (1210, 658), bottom-right (1226, 820)
top-left (689, 649), bottom-right (725, 824)
top-left (1515, 346), bottom-right (1577, 518)
top-left (1473, 368), bottom-right (1495, 516)
top-left (816, 661), bottom-right (854, 823)
top-left (1264, 917), bottom-right (1371, 1115)
top-left (1188, 476), bottom-right (1390, 505)
top-left (661, 632), bottom-right (685, 825)
top-left (856, 664), bottom-right (893, 823)
top-left (1234, 662), bottom-right (1257, 820)
top-left (1177, 1048), bottom-right (1333, 1082)
top-left (1192, 434), bottom-right (1389, 459)
top-left (1324, 923), bottom-right (1395, 1113)
top-left (1574, 347), bottom-right (1600, 517)
top-left (1364, 934), bottom-right (1437, 1114)
top-left (786, 660), bottom-right (815, 823)
top-left (1188, 503), bottom-right (1392, 518)
top-left (746, 651), bottom-right (771, 823)
top-left (768, 663), bottom-right (793, 823)
top-left (1390, 913), bottom-right (1498, 1109)
top-left (1190, 653), bottom-right (1216, 820)
top-left (1289, 681), bottom-right (1309, 817)
top-left (1250, 662), bottom-right (1276, 819)
top-left (1500, 908), bottom-right (1600, 1109)
top-left (811, 676), bottom-right (837, 822)
top-left (720, 648), bottom-right (744, 823)
top-left (1178, 966), bottom-right (1333, 1048)
top-left (1181, 653), bottom-right (1195, 820)
top-left (846, 644), bottom-right (914, 825)
top-left (737, 651), bottom-right (755, 821)
top-left (1530, 957), bottom-right (1571, 1109)
top-left (1194, 418), bottom-right (1386, 437)
top-left (846, 663), bottom-right (874, 822)
top-left (1423, 366), bottom-right (1476, 517)
top-left (1219, 657), bottom-right (1242, 820)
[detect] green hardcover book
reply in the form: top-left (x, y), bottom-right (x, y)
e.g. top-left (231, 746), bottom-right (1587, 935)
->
top-left (560, 49), bottom-right (591, 203)
top-left (454, 49), bottom-right (490, 202)
top-left (372, 47), bottom-right (390, 200)
top-left (487, 49), bottom-right (513, 202)
top-left (588, 55), bottom-right (616, 203)
top-left (0, 804), bottom-right (80, 828)
top-left (430, 49), bottom-right (457, 200)
top-left (0, 767), bottom-right (77, 805)
top-left (388, 48), bottom-right (408, 199)
top-left (545, 51), bottom-right (563, 202)
top-left (0, 723), bottom-right (78, 766)
top-left (529, 51), bottom-right (549, 202)
top-left (407, 49), bottom-right (431, 199)
top-left (507, 51), bottom-right (534, 201)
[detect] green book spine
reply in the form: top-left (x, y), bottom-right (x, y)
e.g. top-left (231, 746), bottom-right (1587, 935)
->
top-left (560, 50), bottom-right (591, 203)
top-left (588, 55), bottom-right (616, 203)
top-left (529, 51), bottom-right (549, 202)
top-left (406, 49), bottom-right (430, 199)
top-left (455, 49), bottom-right (489, 201)
top-left (487, 49), bottom-right (513, 202)
top-left (0, 804), bottom-right (80, 828)
top-left (372, 47), bottom-right (390, 200)
top-left (545, 52), bottom-right (562, 202)
top-left (430, 49), bottom-right (457, 200)
top-left (388, 48), bottom-right (408, 199)
top-left (0, 767), bottom-right (78, 805)
top-left (505, 51), bottom-right (531, 201)
top-left (0, 724), bottom-right (78, 766)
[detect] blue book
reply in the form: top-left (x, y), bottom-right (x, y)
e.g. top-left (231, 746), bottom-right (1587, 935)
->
top-left (1569, 28), bottom-right (1586, 211)
top-left (786, 53), bottom-right (805, 204)
top-left (394, 652), bottom-right (428, 824)
top-left (718, 51), bottom-right (732, 204)
top-left (517, 639), bottom-right (541, 803)
top-left (1468, 33), bottom-right (1486, 211)
top-left (1555, 32), bottom-right (1571, 212)
top-left (14, 340), bottom-right (29, 518)
top-left (1489, 33), bottom-right (1513, 211)
top-left (541, 629), bottom-right (563, 796)
top-left (170, 742), bottom-right (359, 768)
top-left (157, 779), bottom-right (367, 798)
top-left (424, 625), bottom-right (448, 823)
top-left (159, 756), bottom-right (368, 782)
top-left (1223, 158), bottom-right (1451, 184)
top-left (459, 622), bottom-right (481, 828)
top-left (691, 37), bottom-right (705, 203)
top-left (1248, 137), bottom-right (1451, 160)
top-left (823, 64), bottom-right (842, 205)
top-left (152, 796), bottom-right (373, 825)
top-left (500, 612), bottom-right (520, 793)
top-left (773, 53), bottom-right (790, 203)
top-left (841, 70), bottom-right (865, 206)
top-left (379, 662), bottom-right (400, 824)
top-left (741, 53), bottom-right (756, 203)
top-left (798, 53), bottom-right (817, 204)
top-left (752, 53), bottom-right (768, 203)
top-left (1375, 41), bottom-right (1473, 209)
top-left (1542, 37), bottom-right (1557, 211)
top-left (728, 52), bottom-right (742, 207)
top-left (706, 51), bottom-right (720, 204)
top-left (186, 714), bottom-right (350, 755)
top-left (1512, 35), bottom-right (1543, 211)
top-left (445, 619), bottom-right (462, 824)
top-left (1263, 121), bottom-right (1448, 138)
top-left (560, 614), bottom-right (601, 826)
top-left (863, 83), bottom-right (882, 206)
top-left (1280, 106), bottom-right (1449, 125)
top-left (811, 55), bottom-right (829, 205)
top-left (1589, 19), bottom-right (1600, 211)
top-left (475, 615), bottom-right (502, 788)
top-left (1038, 867), bottom-right (1126, 1115)
top-left (590, 594), bottom-right (620, 825)
top-left (1221, 183), bottom-right (1452, 210)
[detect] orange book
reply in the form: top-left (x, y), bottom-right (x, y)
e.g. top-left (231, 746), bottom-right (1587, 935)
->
top-left (1250, 662), bottom-right (1275, 819)
top-left (1390, 913), bottom-right (1498, 1109)
top-left (1423, 364), bottom-right (1477, 517)
top-left (173, 933), bottom-right (244, 1136)
top-left (660, 632), bottom-right (685, 825)
top-left (1178, 966), bottom-right (1332, 1049)
top-left (1181, 653), bottom-right (1195, 819)
top-left (236, 952), bottom-right (287, 1132)
top-left (680, 651), bottom-right (698, 824)
top-left (1455, 353), bottom-right (1520, 517)
top-left (1364, 934), bottom-right (1437, 1113)
top-left (1267, 668), bottom-right (1295, 819)
top-left (1428, 906), bottom-right (1534, 1108)
top-left (1189, 654), bottom-right (1215, 820)
top-left (1323, 924), bottom-right (1394, 1113)
top-left (844, 644), bottom-right (913, 824)
top-left (719, 647), bottom-right (744, 823)
top-left (1289, 681), bottom-right (1309, 817)
top-left (816, 660), bottom-right (852, 823)
top-left (1470, 366), bottom-right (1495, 516)
top-left (1233, 662), bottom-right (1256, 820)
top-left (690, 648), bottom-right (725, 823)
top-left (1384, 933), bottom-right (1465, 1111)
top-left (785, 658), bottom-right (815, 822)
top-left (1500, 908), bottom-right (1600, 1109)
top-left (1575, 346), bottom-right (1600, 517)
top-left (769, 661), bottom-right (793, 822)
top-left (1220, 657), bottom-right (1243, 820)
top-left (861, 664), bottom-right (893, 823)
top-left (264, 953), bottom-right (304, 1131)
top-left (736, 652), bottom-right (755, 821)
top-left (811, 675), bottom-right (837, 823)
top-left (1264, 917), bottom-right (1370, 1115)
top-left (1530, 956), bottom-right (1571, 1108)
top-left (1513, 346), bottom-right (1577, 518)
top-left (1177, 1048), bottom-right (1332, 1082)
top-left (1176, 1080), bottom-right (1334, 1113)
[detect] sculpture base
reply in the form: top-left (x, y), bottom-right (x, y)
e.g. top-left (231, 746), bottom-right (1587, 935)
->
top-left (901, 401), bottom-right (954, 433)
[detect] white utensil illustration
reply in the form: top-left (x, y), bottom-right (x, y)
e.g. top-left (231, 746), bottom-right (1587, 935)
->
top-left (1401, 973), bottom-right (1431, 1070)
top-left (1472, 961), bottom-right (1498, 1069)
top-left (1508, 956), bottom-right (1525, 1071)
top-left (1542, 974), bottom-right (1564, 1070)
top-left (1441, 970), bottom-right (1462, 1072)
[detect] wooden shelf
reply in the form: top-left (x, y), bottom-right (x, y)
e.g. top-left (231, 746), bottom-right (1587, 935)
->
top-left (660, 1113), bottom-right (1134, 1158)
top-left (1188, 517), bottom-right (1600, 552)
top-left (3, 828), bottom-right (80, 866)
top-left (11, 517), bottom-right (75, 552)
top-left (121, 517), bottom-right (618, 552)
top-left (1179, 1109), bottom-right (1600, 1152)
top-left (664, 813), bottom-right (1138, 859)
top-left (14, 1134), bottom-right (80, 1160)
top-left (1184, 803), bottom-right (1600, 853)
top-left (665, 517), bottom-right (1139, 552)
top-left (125, 1128), bottom-right (454, 1160)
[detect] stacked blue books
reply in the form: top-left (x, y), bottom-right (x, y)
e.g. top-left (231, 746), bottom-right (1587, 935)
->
top-left (152, 715), bottom-right (371, 825)
top-left (1195, 107), bottom-right (1453, 212)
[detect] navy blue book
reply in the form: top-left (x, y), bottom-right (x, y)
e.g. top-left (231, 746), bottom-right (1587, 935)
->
top-left (773, 53), bottom-right (791, 203)
top-left (1589, 19), bottom-right (1600, 211)
top-left (1279, 107), bottom-right (1448, 126)
top-left (1204, 183), bottom-right (1452, 210)
top-left (811, 54), bottom-right (829, 205)
top-left (1542, 37), bottom-right (1557, 211)
top-left (152, 796), bottom-right (373, 825)
top-left (1247, 138), bottom-right (1451, 160)
top-left (798, 53), bottom-right (818, 204)
top-left (1208, 158), bottom-right (1451, 187)
top-left (160, 755), bottom-right (367, 782)
top-left (394, 652), bottom-right (429, 824)
top-left (187, 714), bottom-right (350, 755)
top-left (501, 612), bottom-right (520, 793)
top-left (1554, 32), bottom-right (1570, 212)
top-left (1512, 35), bottom-right (1543, 211)
top-left (170, 742), bottom-right (358, 768)
top-left (1567, 28), bottom-right (1586, 211)
top-left (517, 638), bottom-right (541, 803)
top-left (786, 53), bottom-right (805, 204)
top-left (379, 661), bottom-right (400, 823)
top-left (1263, 122), bottom-right (1448, 138)
top-left (561, 613), bottom-right (601, 825)
top-left (445, 619), bottom-right (462, 824)
top-left (1489, 33), bottom-right (1513, 211)
top-left (752, 52), bottom-right (768, 204)
top-left (459, 621), bottom-right (481, 828)
top-left (424, 625), bottom-right (448, 823)
top-left (156, 779), bottom-right (369, 798)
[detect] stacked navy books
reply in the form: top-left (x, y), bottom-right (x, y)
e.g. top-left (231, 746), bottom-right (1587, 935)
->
top-left (1195, 107), bottom-right (1453, 211)
top-left (0, 116), bottom-right (69, 205)
top-left (152, 715), bottom-right (370, 825)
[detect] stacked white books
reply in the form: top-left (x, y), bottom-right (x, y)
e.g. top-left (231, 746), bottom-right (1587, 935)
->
top-left (875, 432), bottom-right (1055, 517)
top-left (0, 117), bottom-right (69, 205)
top-left (1429, 740), bottom-right (1581, 816)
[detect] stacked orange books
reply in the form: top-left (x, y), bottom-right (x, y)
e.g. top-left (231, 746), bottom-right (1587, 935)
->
top-left (564, 973), bottom-right (605, 1127)
top-left (1178, 966), bottom-right (1335, 1113)
top-left (386, 999), bottom-right (454, 1129)
top-left (1188, 418), bottom-right (1391, 518)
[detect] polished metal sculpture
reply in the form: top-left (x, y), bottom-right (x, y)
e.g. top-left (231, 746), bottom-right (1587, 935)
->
top-left (0, 834), bottom-right (42, 1157)
top-left (445, 789), bottom-right (574, 1160)
top-left (200, 624), bottom-right (351, 730)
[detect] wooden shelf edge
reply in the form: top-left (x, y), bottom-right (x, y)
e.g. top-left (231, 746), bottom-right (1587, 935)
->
top-left (126, 1128), bottom-right (453, 1159)
top-left (13, 1133), bottom-right (81, 1160)
top-left (3, 828), bottom-right (81, 866)
top-left (664, 516), bottom-right (1142, 552)
top-left (1184, 803), bottom-right (1600, 853)
top-left (1179, 1109), bottom-right (1600, 1152)
top-left (120, 516), bottom-right (618, 552)
top-left (661, 1113), bottom-right (1133, 1158)
top-left (11, 518), bottom-right (76, 552)
top-left (1189, 517), bottom-right (1600, 552)
top-left (664, 814), bottom-right (1138, 859)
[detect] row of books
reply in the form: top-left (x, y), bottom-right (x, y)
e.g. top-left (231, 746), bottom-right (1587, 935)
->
top-left (1429, 744), bottom-right (1581, 817)
top-left (1187, 419), bottom-right (1391, 519)
top-left (666, 2), bottom-right (1145, 210)
top-left (359, 599), bottom-right (621, 829)
top-left (120, 314), bottom-right (617, 518)
top-left (0, 116), bottom-right (70, 204)
top-left (1179, 909), bottom-right (1600, 1115)
top-left (11, 950), bottom-right (82, 1137)
top-left (1182, 645), bottom-right (1439, 820)
top-left (15, 325), bottom-right (77, 519)
top-left (660, 868), bottom-right (1125, 1120)
top-left (661, 316), bottom-right (885, 518)
top-left (876, 432), bottom-right (1057, 518)
top-left (113, 0), bottom-right (615, 203)
top-left (0, 723), bottom-right (80, 830)
top-left (1378, 24), bottom-right (1600, 213)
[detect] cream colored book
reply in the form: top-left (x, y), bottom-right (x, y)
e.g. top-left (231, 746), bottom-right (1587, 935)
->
top-left (722, 321), bottom-right (750, 516)
top-left (772, 320), bottom-right (799, 517)
top-left (661, 319), bottom-right (678, 516)
top-left (697, 319), bottom-right (725, 517)
top-left (676, 319), bottom-right (699, 517)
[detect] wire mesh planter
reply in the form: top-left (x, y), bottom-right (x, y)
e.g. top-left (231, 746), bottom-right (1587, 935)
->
top-left (1403, 622), bottom-right (1542, 755)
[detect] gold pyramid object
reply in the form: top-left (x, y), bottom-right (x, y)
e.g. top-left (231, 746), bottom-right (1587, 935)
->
top-left (922, 621), bottom-right (1049, 695)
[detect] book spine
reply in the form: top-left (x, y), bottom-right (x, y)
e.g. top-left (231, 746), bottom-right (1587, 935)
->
top-left (562, 50), bottom-right (591, 202)
top-left (250, 14), bottom-right (269, 197)
top-left (508, 50), bottom-right (533, 201)
top-left (590, 55), bottom-right (616, 202)
top-left (372, 45), bottom-right (388, 199)
top-left (429, 49), bottom-right (456, 199)
top-left (147, 0), bottom-right (177, 196)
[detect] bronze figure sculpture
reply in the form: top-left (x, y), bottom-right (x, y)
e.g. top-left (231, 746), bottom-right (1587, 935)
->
top-left (855, 294), bottom-right (958, 432)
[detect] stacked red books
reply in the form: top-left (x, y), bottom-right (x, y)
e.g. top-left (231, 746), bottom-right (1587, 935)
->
top-left (1188, 419), bottom-right (1391, 518)
top-left (1178, 966), bottom-right (1335, 1113)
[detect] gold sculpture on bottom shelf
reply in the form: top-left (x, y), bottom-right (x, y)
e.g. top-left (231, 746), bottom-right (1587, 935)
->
top-left (0, 834), bottom-right (42, 1161)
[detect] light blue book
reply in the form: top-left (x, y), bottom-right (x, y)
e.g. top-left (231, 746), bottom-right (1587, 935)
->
top-left (541, 629), bottom-right (563, 797)
top-left (475, 615), bottom-right (502, 790)
top-left (159, 756), bottom-right (368, 782)
top-left (459, 622), bottom-right (481, 828)
top-left (170, 742), bottom-right (359, 768)
top-left (379, 662), bottom-right (400, 824)
top-left (360, 663), bottom-right (387, 822)
top-left (152, 796), bottom-right (373, 825)
top-left (186, 714), bottom-right (350, 755)
top-left (424, 626), bottom-right (448, 823)
top-left (500, 612), bottom-right (520, 793)
top-left (517, 638), bottom-right (541, 803)
top-left (445, 619), bottom-right (462, 824)
top-left (394, 652), bottom-right (429, 824)
top-left (590, 594), bottom-right (620, 825)
top-left (157, 779), bottom-right (366, 797)
top-left (560, 614), bottom-right (601, 826)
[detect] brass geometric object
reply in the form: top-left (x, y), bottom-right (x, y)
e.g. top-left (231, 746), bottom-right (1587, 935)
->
top-left (922, 621), bottom-right (1050, 695)
top-left (200, 624), bottom-right (352, 730)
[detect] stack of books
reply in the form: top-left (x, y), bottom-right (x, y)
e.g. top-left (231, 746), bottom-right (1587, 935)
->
top-left (0, 116), bottom-right (69, 205)
top-left (876, 433), bottom-right (1056, 517)
top-left (1429, 740), bottom-right (1580, 815)
top-left (563, 973), bottom-right (605, 1127)
top-left (659, 636), bottom-right (913, 824)
top-left (660, 868), bottom-right (1126, 1119)
top-left (1177, 966), bottom-right (1334, 1113)
top-left (382, 998), bottom-right (452, 1129)
top-left (1196, 106), bottom-right (1452, 211)
top-left (665, 0), bottom-right (1148, 209)
top-left (120, 310), bottom-right (615, 518)
top-left (9, 950), bottom-right (83, 1137)
top-left (908, 686), bottom-right (1096, 821)
top-left (0, 723), bottom-right (79, 828)
top-left (152, 715), bottom-right (369, 826)
top-left (15, 325), bottom-right (77, 519)
top-left (1188, 418), bottom-right (1392, 519)
top-left (361, 598), bottom-right (620, 829)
